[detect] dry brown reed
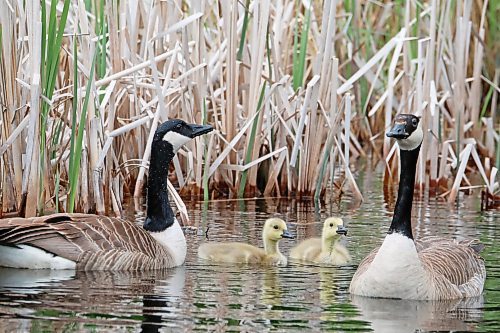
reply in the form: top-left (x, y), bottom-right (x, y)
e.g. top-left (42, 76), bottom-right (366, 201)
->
top-left (0, 0), bottom-right (498, 217)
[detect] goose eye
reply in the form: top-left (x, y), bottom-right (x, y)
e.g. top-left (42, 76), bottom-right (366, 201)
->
top-left (273, 225), bottom-right (279, 230)
top-left (329, 223), bottom-right (334, 227)
top-left (176, 124), bottom-right (182, 129)
top-left (412, 118), bottom-right (418, 127)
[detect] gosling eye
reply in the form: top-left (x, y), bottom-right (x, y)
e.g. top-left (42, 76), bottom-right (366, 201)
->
top-left (412, 118), bottom-right (418, 127)
top-left (329, 223), bottom-right (334, 227)
top-left (273, 225), bottom-right (279, 230)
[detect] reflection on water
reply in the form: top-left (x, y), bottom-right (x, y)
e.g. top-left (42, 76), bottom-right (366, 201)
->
top-left (351, 295), bottom-right (484, 333)
top-left (0, 172), bottom-right (498, 332)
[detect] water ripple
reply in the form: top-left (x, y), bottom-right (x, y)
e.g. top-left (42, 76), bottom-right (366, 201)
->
top-left (0, 185), bottom-right (498, 332)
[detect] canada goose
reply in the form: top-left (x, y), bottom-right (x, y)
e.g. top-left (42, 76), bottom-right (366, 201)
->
top-left (0, 119), bottom-right (213, 270)
top-left (197, 218), bottom-right (294, 266)
top-left (349, 114), bottom-right (486, 300)
top-left (290, 217), bottom-right (351, 265)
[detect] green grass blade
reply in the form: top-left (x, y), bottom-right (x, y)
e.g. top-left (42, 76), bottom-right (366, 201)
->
top-left (480, 85), bottom-right (494, 119)
top-left (55, 167), bottom-right (60, 213)
top-left (38, 0), bottom-right (71, 213)
top-left (67, 50), bottom-right (97, 213)
top-left (46, 0), bottom-right (71, 101)
top-left (68, 35), bottom-right (79, 209)
top-left (97, 0), bottom-right (107, 80)
top-left (293, 2), bottom-right (311, 90)
top-left (237, 0), bottom-right (250, 61)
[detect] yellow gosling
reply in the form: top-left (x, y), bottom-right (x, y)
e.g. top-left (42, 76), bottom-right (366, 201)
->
top-left (197, 218), bottom-right (294, 266)
top-left (290, 217), bottom-right (351, 265)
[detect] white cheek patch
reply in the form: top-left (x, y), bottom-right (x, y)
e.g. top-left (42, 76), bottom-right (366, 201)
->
top-left (163, 131), bottom-right (191, 151)
top-left (397, 127), bottom-right (423, 151)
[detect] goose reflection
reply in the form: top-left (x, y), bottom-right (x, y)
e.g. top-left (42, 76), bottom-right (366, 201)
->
top-left (0, 268), bottom-right (75, 294)
top-left (351, 294), bottom-right (484, 333)
top-left (260, 268), bottom-right (282, 306)
top-left (0, 267), bottom-right (186, 332)
top-left (140, 267), bottom-right (186, 333)
top-left (319, 267), bottom-right (340, 305)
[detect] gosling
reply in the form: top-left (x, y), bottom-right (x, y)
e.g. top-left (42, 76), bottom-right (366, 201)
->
top-left (197, 218), bottom-right (294, 266)
top-left (290, 217), bottom-right (351, 265)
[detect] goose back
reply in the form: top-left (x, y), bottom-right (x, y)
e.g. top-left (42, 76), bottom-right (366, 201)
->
top-left (290, 238), bottom-right (322, 260)
top-left (0, 213), bottom-right (175, 270)
top-left (198, 242), bottom-right (270, 264)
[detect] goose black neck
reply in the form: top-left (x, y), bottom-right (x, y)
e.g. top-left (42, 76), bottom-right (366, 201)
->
top-left (144, 141), bottom-right (175, 232)
top-left (388, 144), bottom-right (421, 239)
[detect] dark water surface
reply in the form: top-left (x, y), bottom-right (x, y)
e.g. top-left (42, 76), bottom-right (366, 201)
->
top-left (0, 172), bottom-right (498, 332)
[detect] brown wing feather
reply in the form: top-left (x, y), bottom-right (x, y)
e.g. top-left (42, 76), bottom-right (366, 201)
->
top-left (351, 246), bottom-right (380, 282)
top-left (417, 236), bottom-right (486, 292)
top-left (0, 213), bottom-right (173, 270)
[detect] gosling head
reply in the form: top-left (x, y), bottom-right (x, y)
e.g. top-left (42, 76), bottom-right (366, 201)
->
top-left (154, 119), bottom-right (213, 153)
top-left (263, 218), bottom-right (294, 242)
top-left (323, 217), bottom-right (348, 241)
top-left (386, 114), bottom-right (423, 151)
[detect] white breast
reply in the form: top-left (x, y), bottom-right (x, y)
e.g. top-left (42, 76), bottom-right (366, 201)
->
top-left (150, 219), bottom-right (187, 267)
top-left (352, 233), bottom-right (430, 299)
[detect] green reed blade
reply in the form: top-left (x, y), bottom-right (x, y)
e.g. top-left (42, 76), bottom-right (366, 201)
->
top-left (97, 0), bottom-right (107, 80)
top-left (55, 167), bottom-right (60, 213)
top-left (68, 35), bottom-right (79, 210)
top-left (68, 50), bottom-right (97, 213)
top-left (480, 85), bottom-right (494, 120)
top-left (293, 1), bottom-right (311, 91)
top-left (38, 0), bottom-right (71, 213)
top-left (237, 0), bottom-right (251, 61)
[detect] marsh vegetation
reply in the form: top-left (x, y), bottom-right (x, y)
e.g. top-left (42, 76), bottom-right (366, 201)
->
top-left (0, 0), bottom-right (498, 216)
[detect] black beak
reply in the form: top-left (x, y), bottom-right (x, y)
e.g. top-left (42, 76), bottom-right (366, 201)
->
top-left (189, 124), bottom-right (213, 138)
top-left (336, 225), bottom-right (348, 236)
top-left (281, 230), bottom-right (294, 239)
top-left (386, 123), bottom-right (409, 139)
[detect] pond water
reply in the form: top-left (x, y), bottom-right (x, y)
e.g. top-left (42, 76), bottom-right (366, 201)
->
top-left (0, 170), bottom-right (498, 332)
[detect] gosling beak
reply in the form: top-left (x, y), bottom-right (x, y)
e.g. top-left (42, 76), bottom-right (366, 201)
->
top-left (336, 225), bottom-right (348, 236)
top-left (189, 124), bottom-right (214, 138)
top-left (281, 230), bottom-right (294, 239)
top-left (386, 123), bottom-right (409, 139)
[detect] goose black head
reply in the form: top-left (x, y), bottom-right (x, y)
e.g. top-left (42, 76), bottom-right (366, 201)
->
top-left (145, 119), bottom-right (213, 233)
top-left (154, 119), bottom-right (213, 152)
top-left (386, 114), bottom-right (423, 151)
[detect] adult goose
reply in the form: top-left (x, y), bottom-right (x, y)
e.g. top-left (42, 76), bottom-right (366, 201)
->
top-left (0, 119), bottom-right (213, 270)
top-left (349, 114), bottom-right (486, 300)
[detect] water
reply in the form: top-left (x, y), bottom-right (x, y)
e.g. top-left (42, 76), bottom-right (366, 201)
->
top-left (0, 172), bottom-right (498, 332)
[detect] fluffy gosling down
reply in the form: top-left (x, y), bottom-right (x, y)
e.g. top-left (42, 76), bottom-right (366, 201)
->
top-left (197, 218), bottom-right (294, 266)
top-left (290, 217), bottom-right (351, 265)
